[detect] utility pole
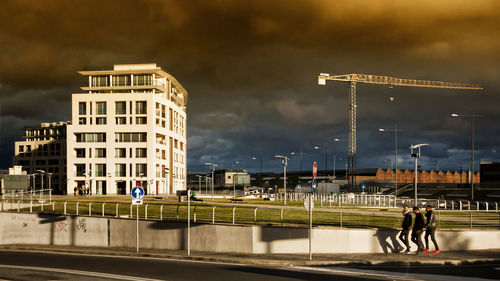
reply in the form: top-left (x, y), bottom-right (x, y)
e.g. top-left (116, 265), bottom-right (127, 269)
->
top-left (410, 144), bottom-right (428, 206)
top-left (451, 113), bottom-right (482, 201)
top-left (204, 163), bottom-right (218, 200)
top-left (379, 125), bottom-right (402, 196)
top-left (275, 155), bottom-right (290, 205)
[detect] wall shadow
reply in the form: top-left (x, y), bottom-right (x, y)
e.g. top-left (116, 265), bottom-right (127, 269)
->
top-left (373, 227), bottom-right (404, 253)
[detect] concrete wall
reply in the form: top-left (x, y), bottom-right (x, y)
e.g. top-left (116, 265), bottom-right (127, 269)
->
top-left (0, 212), bottom-right (498, 254)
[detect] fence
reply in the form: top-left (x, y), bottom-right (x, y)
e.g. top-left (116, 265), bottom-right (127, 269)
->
top-left (2, 199), bottom-right (498, 230)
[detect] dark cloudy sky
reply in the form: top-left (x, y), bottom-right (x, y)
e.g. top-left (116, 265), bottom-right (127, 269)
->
top-left (1, 0), bottom-right (499, 173)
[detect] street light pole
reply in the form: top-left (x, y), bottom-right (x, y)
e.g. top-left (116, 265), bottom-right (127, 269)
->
top-left (451, 113), bottom-right (482, 201)
top-left (410, 144), bottom-right (428, 206)
top-left (204, 163), bottom-right (218, 200)
top-left (275, 155), bottom-right (289, 205)
top-left (379, 125), bottom-right (402, 197)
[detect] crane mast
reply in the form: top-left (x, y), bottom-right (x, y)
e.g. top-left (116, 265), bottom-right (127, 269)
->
top-left (318, 73), bottom-right (482, 191)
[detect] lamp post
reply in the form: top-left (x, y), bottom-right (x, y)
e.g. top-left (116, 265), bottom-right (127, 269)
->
top-left (163, 168), bottom-right (169, 196)
top-left (204, 163), bottom-right (218, 200)
top-left (233, 173), bottom-right (238, 198)
top-left (196, 175), bottom-right (203, 195)
top-left (332, 138), bottom-right (346, 182)
top-left (451, 113), bottom-right (482, 201)
top-left (410, 144), bottom-right (428, 206)
top-left (36, 170), bottom-right (45, 199)
top-left (251, 155), bottom-right (263, 176)
top-left (290, 149), bottom-right (303, 172)
top-left (379, 125), bottom-right (403, 197)
top-left (274, 155), bottom-right (290, 205)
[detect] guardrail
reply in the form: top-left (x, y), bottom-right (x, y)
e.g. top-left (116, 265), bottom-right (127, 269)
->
top-left (2, 199), bottom-right (498, 230)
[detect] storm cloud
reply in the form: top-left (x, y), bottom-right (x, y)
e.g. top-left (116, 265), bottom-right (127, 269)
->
top-left (0, 0), bottom-right (499, 172)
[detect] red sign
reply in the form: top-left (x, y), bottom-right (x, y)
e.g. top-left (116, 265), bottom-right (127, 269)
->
top-left (313, 162), bottom-right (317, 178)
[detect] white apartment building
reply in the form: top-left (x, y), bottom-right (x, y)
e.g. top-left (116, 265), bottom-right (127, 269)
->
top-left (66, 63), bottom-right (187, 195)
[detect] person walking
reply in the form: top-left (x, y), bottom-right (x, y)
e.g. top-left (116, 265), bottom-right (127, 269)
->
top-left (423, 205), bottom-right (440, 253)
top-left (411, 206), bottom-right (425, 254)
top-left (398, 205), bottom-right (412, 254)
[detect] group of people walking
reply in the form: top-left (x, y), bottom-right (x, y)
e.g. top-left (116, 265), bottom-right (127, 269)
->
top-left (399, 204), bottom-right (440, 254)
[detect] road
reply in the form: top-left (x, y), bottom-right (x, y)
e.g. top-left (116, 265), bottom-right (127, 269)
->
top-left (0, 250), bottom-right (498, 281)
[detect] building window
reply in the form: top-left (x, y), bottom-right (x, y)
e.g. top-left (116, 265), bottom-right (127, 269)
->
top-left (133, 74), bottom-right (152, 86)
top-left (79, 117), bottom-right (87, 125)
top-left (76, 133), bottom-right (106, 142)
top-left (115, 101), bottom-right (126, 115)
top-left (136, 164), bottom-right (147, 177)
top-left (115, 117), bottom-right (126, 125)
top-left (95, 148), bottom-right (106, 158)
top-left (96, 117), bottom-right (107, 125)
top-left (136, 117), bottom-right (147, 124)
top-left (115, 164), bottom-right (126, 177)
top-left (48, 159), bottom-right (59, 165)
top-left (95, 164), bottom-right (106, 177)
top-left (79, 102), bottom-right (86, 115)
top-left (136, 148), bottom-right (147, 158)
top-left (75, 148), bottom-right (86, 158)
top-left (96, 102), bottom-right (107, 115)
top-left (19, 145), bottom-right (24, 153)
top-left (136, 101), bottom-right (147, 114)
top-left (92, 76), bottom-right (109, 87)
top-left (115, 148), bottom-right (126, 158)
top-left (114, 133), bottom-right (147, 142)
top-left (75, 164), bottom-right (86, 177)
top-left (112, 75), bottom-right (130, 86)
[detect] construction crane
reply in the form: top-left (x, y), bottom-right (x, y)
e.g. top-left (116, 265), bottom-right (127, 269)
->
top-left (318, 73), bottom-right (483, 190)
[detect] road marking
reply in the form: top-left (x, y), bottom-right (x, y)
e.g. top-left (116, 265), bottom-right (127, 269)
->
top-left (296, 266), bottom-right (494, 281)
top-left (0, 264), bottom-right (165, 281)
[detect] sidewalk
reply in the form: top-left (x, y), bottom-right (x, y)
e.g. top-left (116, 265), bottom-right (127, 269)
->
top-left (0, 244), bottom-right (498, 266)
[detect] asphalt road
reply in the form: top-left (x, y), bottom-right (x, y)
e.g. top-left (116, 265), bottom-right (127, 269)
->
top-left (0, 250), bottom-right (381, 281)
top-left (0, 250), bottom-right (498, 281)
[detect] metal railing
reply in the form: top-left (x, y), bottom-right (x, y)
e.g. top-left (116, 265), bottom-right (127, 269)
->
top-left (3, 199), bottom-right (498, 230)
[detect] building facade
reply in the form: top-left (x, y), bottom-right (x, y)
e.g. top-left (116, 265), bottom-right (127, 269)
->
top-left (66, 63), bottom-right (188, 195)
top-left (214, 169), bottom-right (251, 188)
top-left (13, 121), bottom-right (69, 193)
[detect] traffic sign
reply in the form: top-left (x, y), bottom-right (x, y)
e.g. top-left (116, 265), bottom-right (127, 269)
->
top-left (131, 186), bottom-right (145, 199)
top-left (132, 199), bottom-right (143, 205)
top-left (313, 162), bottom-right (317, 178)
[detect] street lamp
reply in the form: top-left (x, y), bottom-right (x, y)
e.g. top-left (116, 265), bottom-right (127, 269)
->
top-left (290, 149), bottom-right (303, 172)
top-left (332, 138), bottom-right (346, 182)
top-left (36, 170), bottom-right (45, 199)
top-left (274, 155), bottom-right (290, 205)
top-left (314, 146), bottom-right (329, 176)
top-left (410, 144), bottom-right (428, 206)
top-left (379, 125), bottom-right (403, 197)
top-left (204, 163), bottom-right (218, 200)
top-left (451, 113), bottom-right (483, 201)
top-left (251, 155), bottom-right (263, 176)
top-left (195, 175), bottom-right (203, 195)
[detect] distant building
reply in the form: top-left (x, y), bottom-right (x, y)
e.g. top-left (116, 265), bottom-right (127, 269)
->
top-left (13, 121), bottom-right (69, 194)
top-left (66, 63), bottom-right (188, 195)
top-left (480, 161), bottom-right (500, 188)
top-left (0, 166), bottom-right (29, 194)
top-left (252, 168), bottom-right (479, 188)
top-left (214, 169), bottom-right (251, 188)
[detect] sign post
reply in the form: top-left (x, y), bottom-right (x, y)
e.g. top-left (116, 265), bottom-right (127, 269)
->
top-left (187, 189), bottom-right (191, 256)
top-left (308, 194), bottom-right (313, 260)
top-left (131, 186), bottom-right (144, 253)
top-left (304, 194), bottom-right (314, 260)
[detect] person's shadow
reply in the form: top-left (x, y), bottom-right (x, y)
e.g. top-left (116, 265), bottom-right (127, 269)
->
top-left (373, 228), bottom-right (404, 253)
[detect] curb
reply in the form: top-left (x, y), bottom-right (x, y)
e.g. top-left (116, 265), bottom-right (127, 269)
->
top-left (1, 245), bottom-right (498, 267)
